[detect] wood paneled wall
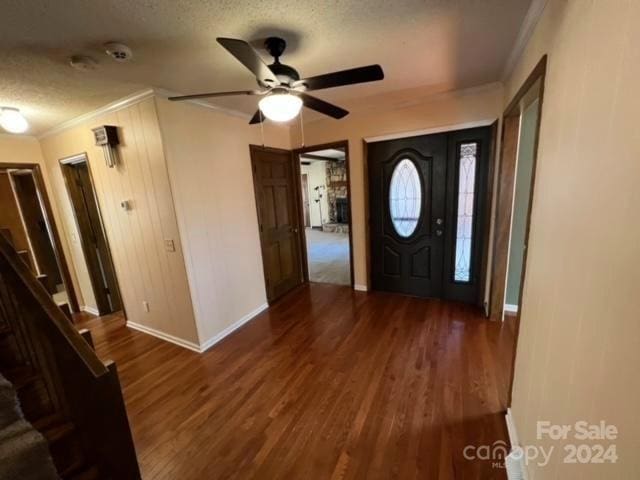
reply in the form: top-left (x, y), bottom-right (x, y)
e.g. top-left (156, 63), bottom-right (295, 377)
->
top-left (504, 1), bottom-right (640, 478)
top-left (39, 97), bottom-right (199, 344)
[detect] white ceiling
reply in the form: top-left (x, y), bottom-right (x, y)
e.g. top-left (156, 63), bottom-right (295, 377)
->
top-left (0, 0), bottom-right (532, 135)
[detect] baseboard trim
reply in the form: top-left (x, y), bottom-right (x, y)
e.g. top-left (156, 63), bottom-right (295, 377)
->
top-left (81, 306), bottom-right (100, 316)
top-left (354, 284), bottom-right (368, 292)
top-left (127, 321), bottom-right (201, 353)
top-left (504, 304), bottom-right (519, 314)
top-left (505, 408), bottom-right (528, 479)
top-left (506, 408), bottom-right (519, 448)
top-left (199, 303), bottom-right (269, 352)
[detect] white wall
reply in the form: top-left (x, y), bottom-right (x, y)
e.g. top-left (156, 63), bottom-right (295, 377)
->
top-left (155, 97), bottom-right (291, 347)
top-left (300, 160), bottom-right (328, 227)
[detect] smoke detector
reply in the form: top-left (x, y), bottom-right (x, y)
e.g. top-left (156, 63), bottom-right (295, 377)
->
top-left (104, 42), bottom-right (133, 62)
top-left (69, 55), bottom-right (98, 72)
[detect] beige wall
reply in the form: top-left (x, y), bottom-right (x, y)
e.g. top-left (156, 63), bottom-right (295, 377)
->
top-left (0, 135), bottom-right (44, 165)
top-left (155, 98), bottom-right (290, 344)
top-left (292, 83), bottom-right (503, 288)
top-left (0, 136), bottom-right (48, 253)
top-left (39, 97), bottom-right (199, 344)
top-left (506, 1), bottom-right (640, 478)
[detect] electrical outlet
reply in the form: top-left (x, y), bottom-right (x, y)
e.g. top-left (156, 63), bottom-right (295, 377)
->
top-left (142, 301), bottom-right (150, 312)
top-left (164, 239), bottom-right (175, 252)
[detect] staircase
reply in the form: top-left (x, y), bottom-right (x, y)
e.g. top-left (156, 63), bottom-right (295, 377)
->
top-left (0, 233), bottom-right (140, 478)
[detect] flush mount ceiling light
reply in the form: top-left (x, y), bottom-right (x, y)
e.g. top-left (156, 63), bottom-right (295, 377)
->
top-left (258, 90), bottom-right (303, 122)
top-left (0, 107), bottom-right (29, 134)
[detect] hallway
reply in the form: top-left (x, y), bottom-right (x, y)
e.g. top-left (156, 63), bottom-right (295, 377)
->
top-left (79, 284), bottom-right (514, 479)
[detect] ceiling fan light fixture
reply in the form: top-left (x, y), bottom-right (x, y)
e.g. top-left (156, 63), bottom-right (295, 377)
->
top-left (258, 92), bottom-right (302, 122)
top-left (0, 107), bottom-right (29, 134)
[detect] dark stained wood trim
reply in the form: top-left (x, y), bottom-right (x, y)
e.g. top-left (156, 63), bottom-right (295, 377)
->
top-left (489, 116), bottom-right (520, 321)
top-left (292, 140), bottom-right (354, 288)
top-left (504, 55), bottom-right (548, 118)
top-left (298, 153), bottom-right (339, 162)
top-left (0, 162), bottom-right (79, 313)
top-left (479, 120), bottom-right (499, 313)
top-left (362, 140), bottom-right (371, 291)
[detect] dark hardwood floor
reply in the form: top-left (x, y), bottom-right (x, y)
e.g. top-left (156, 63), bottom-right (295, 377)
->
top-left (77, 284), bottom-right (514, 480)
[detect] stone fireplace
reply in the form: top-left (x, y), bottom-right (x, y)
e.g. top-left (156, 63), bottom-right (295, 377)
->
top-left (323, 160), bottom-right (349, 233)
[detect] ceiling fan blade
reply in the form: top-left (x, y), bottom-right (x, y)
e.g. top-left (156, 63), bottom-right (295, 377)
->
top-left (168, 90), bottom-right (263, 102)
top-left (217, 38), bottom-right (279, 85)
top-left (249, 110), bottom-right (264, 125)
top-left (296, 65), bottom-right (384, 91)
top-left (297, 93), bottom-right (349, 119)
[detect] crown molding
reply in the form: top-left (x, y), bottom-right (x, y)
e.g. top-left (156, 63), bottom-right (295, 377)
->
top-left (38, 88), bottom-right (155, 140)
top-left (501, 0), bottom-right (549, 81)
top-left (37, 86), bottom-right (254, 140)
top-left (0, 132), bottom-right (39, 141)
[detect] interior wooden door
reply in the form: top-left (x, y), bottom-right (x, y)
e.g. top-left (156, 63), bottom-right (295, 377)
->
top-left (61, 160), bottom-right (122, 315)
top-left (250, 146), bottom-right (304, 302)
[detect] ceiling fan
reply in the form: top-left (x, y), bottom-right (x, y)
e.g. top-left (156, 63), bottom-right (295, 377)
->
top-left (168, 37), bottom-right (384, 124)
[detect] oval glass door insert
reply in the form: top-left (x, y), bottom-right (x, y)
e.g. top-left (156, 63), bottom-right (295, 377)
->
top-left (389, 158), bottom-right (422, 237)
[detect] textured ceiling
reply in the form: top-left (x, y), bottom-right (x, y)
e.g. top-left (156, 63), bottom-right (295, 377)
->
top-left (0, 0), bottom-right (531, 135)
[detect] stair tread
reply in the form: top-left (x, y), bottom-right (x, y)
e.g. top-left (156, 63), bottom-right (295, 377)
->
top-left (32, 413), bottom-right (75, 444)
top-left (3, 365), bottom-right (40, 389)
top-left (42, 420), bottom-right (75, 444)
top-left (0, 323), bottom-right (12, 337)
top-left (69, 465), bottom-right (100, 480)
top-left (58, 457), bottom-right (86, 478)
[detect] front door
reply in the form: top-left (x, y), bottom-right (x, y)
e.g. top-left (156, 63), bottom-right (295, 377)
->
top-left (250, 146), bottom-right (304, 302)
top-left (368, 127), bottom-right (491, 304)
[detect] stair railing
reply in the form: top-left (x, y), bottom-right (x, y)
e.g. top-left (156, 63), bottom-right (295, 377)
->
top-left (0, 233), bottom-right (140, 479)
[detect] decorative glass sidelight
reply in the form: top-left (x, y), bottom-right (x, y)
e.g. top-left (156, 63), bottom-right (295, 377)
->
top-left (389, 158), bottom-right (422, 237)
top-left (454, 143), bottom-right (478, 282)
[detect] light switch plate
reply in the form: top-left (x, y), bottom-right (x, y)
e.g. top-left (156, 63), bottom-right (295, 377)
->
top-left (164, 239), bottom-right (175, 252)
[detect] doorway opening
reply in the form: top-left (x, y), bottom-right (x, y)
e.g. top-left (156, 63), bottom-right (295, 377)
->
top-left (0, 163), bottom-right (78, 316)
top-left (60, 154), bottom-right (122, 317)
top-left (296, 142), bottom-right (353, 287)
top-left (490, 56), bottom-right (546, 323)
top-left (489, 56), bottom-right (547, 407)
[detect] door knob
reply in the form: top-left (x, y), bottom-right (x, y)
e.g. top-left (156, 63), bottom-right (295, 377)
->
top-left (436, 229), bottom-right (443, 236)
top-left (436, 218), bottom-right (444, 225)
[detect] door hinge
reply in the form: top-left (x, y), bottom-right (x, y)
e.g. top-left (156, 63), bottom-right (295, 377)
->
top-left (104, 287), bottom-right (110, 294)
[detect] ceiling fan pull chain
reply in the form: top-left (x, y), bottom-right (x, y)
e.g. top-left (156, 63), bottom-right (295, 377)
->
top-left (259, 109), bottom-right (265, 147)
top-left (299, 107), bottom-right (305, 148)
